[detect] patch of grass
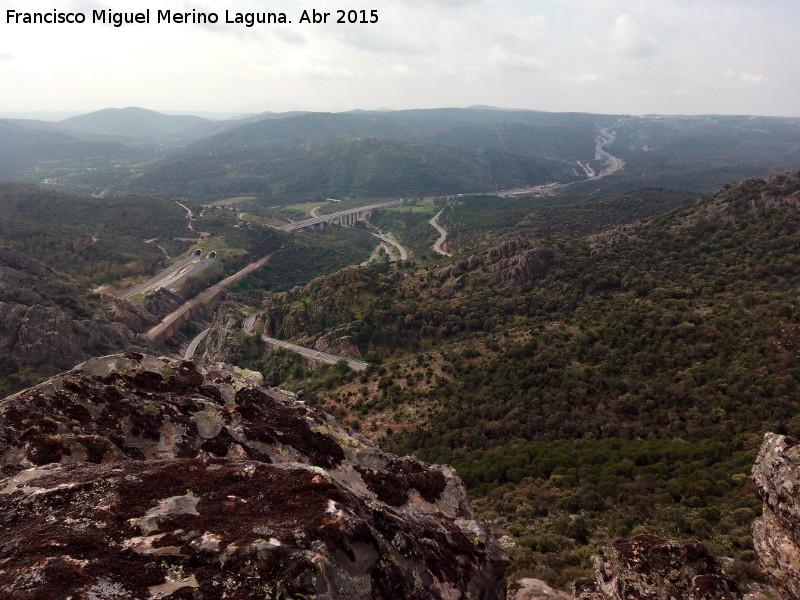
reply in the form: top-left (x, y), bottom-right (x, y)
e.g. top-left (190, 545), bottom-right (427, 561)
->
top-left (207, 197), bottom-right (256, 206)
top-left (285, 202), bottom-right (327, 215)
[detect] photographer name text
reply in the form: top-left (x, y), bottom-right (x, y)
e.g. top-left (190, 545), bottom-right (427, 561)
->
top-left (5, 8), bottom-right (379, 28)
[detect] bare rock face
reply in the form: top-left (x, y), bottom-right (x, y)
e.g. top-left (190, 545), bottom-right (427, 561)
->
top-left (508, 578), bottom-right (571, 600)
top-left (203, 299), bottom-right (247, 363)
top-left (752, 433), bottom-right (800, 600)
top-left (0, 353), bottom-right (509, 599)
top-left (314, 323), bottom-right (363, 358)
top-left (0, 247), bottom-right (154, 393)
top-left (142, 287), bottom-right (185, 320)
top-left (571, 534), bottom-right (740, 600)
top-left (434, 238), bottom-right (557, 288)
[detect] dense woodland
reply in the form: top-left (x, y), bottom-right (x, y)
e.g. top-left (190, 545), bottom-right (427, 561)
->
top-left (232, 226), bottom-right (377, 292)
top-left (0, 184), bottom-right (188, 284)
top-left (220, 172), bottom-right (800, 586)
top-left (439, 188), bottom-right (699, 252)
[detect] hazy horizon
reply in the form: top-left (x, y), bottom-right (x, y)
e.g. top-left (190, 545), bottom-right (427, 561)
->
top-left (1, 0), bottom-right (798, 118)
top-left (2, 104), bottom-right (799, 123)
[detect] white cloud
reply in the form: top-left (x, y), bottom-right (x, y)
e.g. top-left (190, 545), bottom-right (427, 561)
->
top-left (724, 69), bottom-right (767, 84)
top-left (0, 53), bottom-right (13, 61)
top-left (489, 45), bottom-right (546, 71)
top-left (610, 13), bottom-right (660, 58)
top-left (560, 72), bottom-right (598, 84)
top-left (250, 51), bottom-right (357, 80)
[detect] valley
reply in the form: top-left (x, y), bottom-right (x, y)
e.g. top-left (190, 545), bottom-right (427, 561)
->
top-left (1, 104), bottom-right (800, 596)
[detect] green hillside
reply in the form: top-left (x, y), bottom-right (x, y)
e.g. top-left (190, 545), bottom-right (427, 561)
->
top-left (218, 172), bottom-right (800, 586)
top-left (0, 184), bottom-right (188, 284)
top-left (129, 135), bottom-right (570, 202)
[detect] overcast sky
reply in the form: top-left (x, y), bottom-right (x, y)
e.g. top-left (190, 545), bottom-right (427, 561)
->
top-left (1, 0), bottom-right (798, 118)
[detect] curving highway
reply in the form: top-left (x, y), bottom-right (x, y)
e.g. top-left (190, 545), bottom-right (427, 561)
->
top-left (590, 128), bottom-right (625, 179)
top-left (497, 125), bottom-right (624, 197)
top-left (429, 211), bottom-right (451, 257)
top-left (184, 327), bottom-right (210, 359)
top-left (371, 232), bottom-right (408, 261)
top-left (243, 315), bottom-right (368, 372)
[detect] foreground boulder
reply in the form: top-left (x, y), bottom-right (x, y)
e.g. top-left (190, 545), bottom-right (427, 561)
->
top-left (0, 353), bottom-right (508, 599)
top-left (570, 534), bottom-right (740, 600)
top-left (508, 578), bottom-right (570, 600)
top-left (752, 433), bottom-right (800, 600)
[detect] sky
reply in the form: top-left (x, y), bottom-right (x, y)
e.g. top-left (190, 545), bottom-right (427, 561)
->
top-left (1, 0), bottom-right (798, 118)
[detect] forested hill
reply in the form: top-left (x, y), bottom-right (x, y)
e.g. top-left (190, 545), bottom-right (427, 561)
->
top-left (129, 136), bottom-right (570, 201)
top-left (215, 171), bottom-right (800, 585)
top-left (0, 184), bottom-right (187, 285)
top-left (57, 107), bottom-right (215, 141)
top-left (124, 111), bottom-right (584, 200)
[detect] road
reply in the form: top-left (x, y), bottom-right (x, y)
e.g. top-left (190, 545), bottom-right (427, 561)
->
top-left (146, 250), bottom-right (275, 343)
top-left (176, 201), bottom-right (196, 233)
top-left (577, 161), bottom-right (595, 178)
top-left (122, 250), bottom-right (216, 298)
top-left (184, 327), bottom-right (210, 359)
top-left (496, 125), bottom-right (624, 197)
top-left (281, 199), bottom-right (403, 232)
top-left (372, 232), bottom-right (408, 260)
top-left (590, 128), bottom-right (625, 179)
top-left (243, 315), bottom-right (368, 372)
top-left (429, 211), bottom-right (451, 257)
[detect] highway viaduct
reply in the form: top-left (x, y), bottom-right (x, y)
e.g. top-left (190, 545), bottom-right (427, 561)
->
top-left (146, 251), bottom-right (275, 346)
top-left (280, 199), bottom-right (403, 232)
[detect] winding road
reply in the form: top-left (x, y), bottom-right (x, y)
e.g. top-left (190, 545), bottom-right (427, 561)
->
top-left (496, 125), bottom-right (624, 197)
top-left (591, 128), bottom-right (625, 179)
top-left (372, 232), bottom-right (408, 260)
top-left (243, 315), bottom-right (368, 372)
top-left (184, 328), bottom-right (210, 359)
top-left (148, 124), bottom-right (625, 352)
top-left (429, 211), bottom-right (451, 257)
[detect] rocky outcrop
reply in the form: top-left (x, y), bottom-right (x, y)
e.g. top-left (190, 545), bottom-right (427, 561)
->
top-left (202, 299), bottom-right (247, 363)
top-left (752, 433), bottom-right (800, 600)
top-left (0, 247), bottom-right (154, 393)
top-left (0, 353), bottom-right (509, 599)
top-left (671, 172), bottom-right (800, 233)
top-left (314, 323), bottom-right (363, 358)
top-left (142, 287), bottom-right (185, 320)
top-left (509, 579), bottom-right (571, 600)
top-left (434, 238), bottom-right (557, 287)
top-left (587, 222), bottom-right (642, 255)
top-left (570, 534), bottom-right (740, 600)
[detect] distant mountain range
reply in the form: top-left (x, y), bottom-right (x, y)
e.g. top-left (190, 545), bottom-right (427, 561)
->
top-left (2, 106), bottom-right (800, 201)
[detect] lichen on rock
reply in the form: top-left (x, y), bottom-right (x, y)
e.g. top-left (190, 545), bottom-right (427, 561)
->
top-left (0, 352), bottom-right (509, 599)
top-left (752, 432), bottom-right (800, 600)
top-left (571, 534), bottom-right (740, 600)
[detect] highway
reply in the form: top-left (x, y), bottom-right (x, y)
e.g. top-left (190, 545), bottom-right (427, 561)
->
top-left (590, 128), bottom-right (625, 179)
top-left (183, 327), bottom-right (210, 359)
top-left (280, 199), bottom-right (403, 232)
top-left (372, 232), bottom-right (408, 260)
top-left (243, 315), bottom-right (368, 372)
top-left (496, 124), bottom-right (624, 197)
top-left (430, 211), bottom-right (451, 257)
top-left (123, 250), bottom-right (216, 298)
top-left (146, 250), bottom-right (275, 344)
